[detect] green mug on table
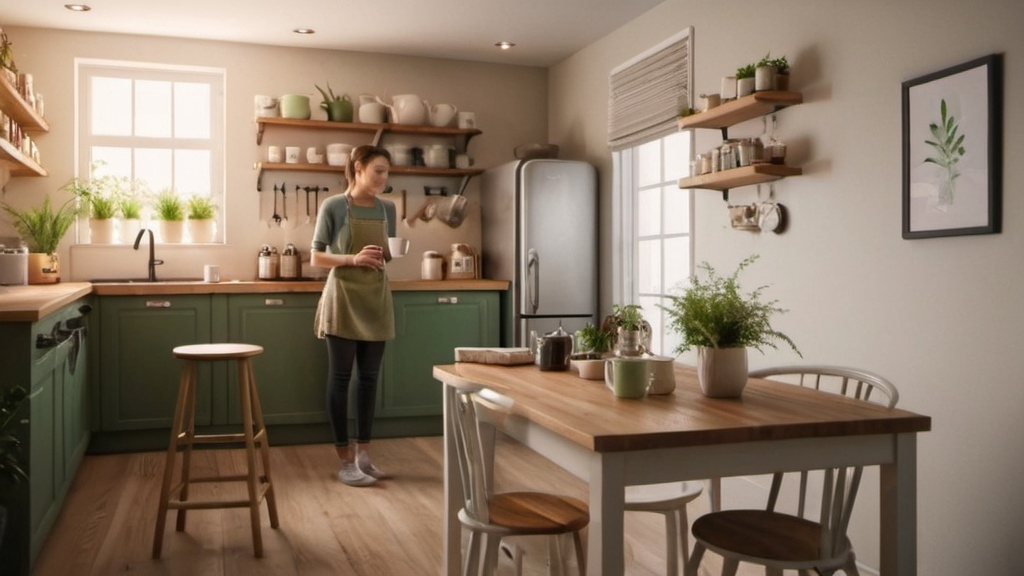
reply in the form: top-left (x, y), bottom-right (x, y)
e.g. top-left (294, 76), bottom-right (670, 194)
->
top-left (604, 357), bottom-right (652, 399)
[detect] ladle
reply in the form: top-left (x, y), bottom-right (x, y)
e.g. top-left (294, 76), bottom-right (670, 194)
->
top-left (272, 183), bottom-right (282, 226)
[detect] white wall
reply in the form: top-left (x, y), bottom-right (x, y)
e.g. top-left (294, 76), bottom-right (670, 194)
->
top-left (550, 1), bottom-right (1024, 574)
top-left (1, 26), bottom-right (547, 281)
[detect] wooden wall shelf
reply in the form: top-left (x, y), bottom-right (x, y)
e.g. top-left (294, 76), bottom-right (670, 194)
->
top-left (677, 91), bottom-right (803, 131)
top-left (677, 164), bottom-right (801, 192)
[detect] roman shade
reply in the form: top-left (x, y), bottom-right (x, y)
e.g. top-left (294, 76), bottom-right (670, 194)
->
top-left (608, 28), bottom-right (692, 151)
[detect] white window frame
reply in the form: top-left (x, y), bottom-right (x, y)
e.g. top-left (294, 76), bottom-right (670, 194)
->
top-left (75, 58), bottom-right (226, 244)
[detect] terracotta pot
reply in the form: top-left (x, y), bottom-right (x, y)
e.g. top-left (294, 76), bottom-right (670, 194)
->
top-left (27, 252), bottom-right (60, 284)
top-left (697, 346), bottom-right (748, 398)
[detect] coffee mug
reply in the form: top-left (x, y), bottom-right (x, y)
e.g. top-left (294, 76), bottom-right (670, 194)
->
top-left (604, 357), bottom-right (652, 399)
top-left (285, 146), bottom-right (300, 164)
top-left (647, 355), bottom-right (677, 395)
top-left (457, 111), bottom-right (476, 129)
top-left (203, 264), bottom-right (221, 283)
top-left (455, 153), bottom-right (474, 169)
top-left (268, 146), bottom-right (283, 163)
top-left (388, 237), bottom-right (410, 258)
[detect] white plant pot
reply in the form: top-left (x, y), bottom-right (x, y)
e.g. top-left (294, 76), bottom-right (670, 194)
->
top-left (696, 346), bottom-right (748, 398)
top-left (188, 219), bottom-right (217, 243)
top-left (755, 65), bottom-right (777, 91)
top-left (158, 220), bottom-right (184, 243)
top-left (89, 218), bottom-right (116, 244)
top-left (737, 77), bottom-right (756, 97)
top-left (119, 218), bottom-right (142, 245)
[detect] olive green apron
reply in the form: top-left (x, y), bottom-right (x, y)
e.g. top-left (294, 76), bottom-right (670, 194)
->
top-left (314, 195), bottom-right (395, 341)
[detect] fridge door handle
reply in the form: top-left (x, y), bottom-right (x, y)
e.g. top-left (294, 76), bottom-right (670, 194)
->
top-left (526, 248), bottom-right (539, 314)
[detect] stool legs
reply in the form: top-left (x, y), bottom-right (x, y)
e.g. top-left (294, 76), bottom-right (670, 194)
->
top-left (153, 359), bottom-right (197, 559)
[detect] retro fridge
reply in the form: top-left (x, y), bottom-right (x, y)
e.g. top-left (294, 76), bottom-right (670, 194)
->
top-left (481, 159), bottom-right (598, 347)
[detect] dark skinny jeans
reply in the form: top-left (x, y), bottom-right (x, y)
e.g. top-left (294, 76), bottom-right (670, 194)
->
top-left (325, 335), bottom-right (385, 447)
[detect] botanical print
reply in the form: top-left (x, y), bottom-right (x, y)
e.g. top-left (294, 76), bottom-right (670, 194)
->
top-left (923, 99), bottom-right (965, 210)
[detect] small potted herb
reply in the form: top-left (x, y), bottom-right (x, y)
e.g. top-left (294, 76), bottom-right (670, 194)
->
top-left (2, 195), bottom-right (80, 283)
top-left (153, 189), bottom-right (185, 243)
top-left (571, 323), bottom-right (612, 380)
top-left (736, 63), bottom-right (756, 97)
top-left (186, 195), bottom-right (218, 243)
top-left (756, 53), bottom-right (790, 91)
top-left (601, 304), bottom-right (650, 357)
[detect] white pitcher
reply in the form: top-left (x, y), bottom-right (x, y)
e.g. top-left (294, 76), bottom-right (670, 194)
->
top-left (378, 94), bottom-right (427, 125)
top-left (427, 102), bottom-right (458, 127)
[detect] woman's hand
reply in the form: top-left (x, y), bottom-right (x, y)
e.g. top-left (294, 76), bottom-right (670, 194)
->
top-left (353, 245), bottom-right (385, 270)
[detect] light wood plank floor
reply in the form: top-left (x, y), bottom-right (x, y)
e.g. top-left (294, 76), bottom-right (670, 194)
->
top-left (31, 436), bottom-right (745, 576)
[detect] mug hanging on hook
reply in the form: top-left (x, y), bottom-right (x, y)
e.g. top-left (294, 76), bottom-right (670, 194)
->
top-left (757, 183), bottom-right (786, 234)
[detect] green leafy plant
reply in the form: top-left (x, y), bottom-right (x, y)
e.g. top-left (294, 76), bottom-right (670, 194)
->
top-left (2, 195), bottom-right (81, 254)
top-left (186, 195), bottom-right (218, 220)
top-left (118, 195), bottom-right (142, 220)
top-left (660, 255), bottom-right (800, 355)
top-left (679, 106), bottom-right (698, 118)
top-left (574, 323), bottom-right (613, 355)
top-left (736, 63), bottom-right (756, 80)
top-left (757, 53), bottom-right (789, 75)
top-left (924, 99), bottom-right (966, 205)
top-left (0, 387), bottom-right (29, 483)
top-left (610, 304), bottom-right (645, 331)
top-left (153, 189), bottom-right (185, 221)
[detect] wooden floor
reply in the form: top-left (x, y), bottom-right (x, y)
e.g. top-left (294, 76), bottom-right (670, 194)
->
top-left (31, 435), bottom-right (746, 576)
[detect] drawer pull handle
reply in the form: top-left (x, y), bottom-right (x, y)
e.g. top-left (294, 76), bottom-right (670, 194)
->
top-left (145, 301), bottom-right (172, 308)
top-left (437, 296), bottom-right (459, 304)
top-left (265, 298), bottom-right (285, 306)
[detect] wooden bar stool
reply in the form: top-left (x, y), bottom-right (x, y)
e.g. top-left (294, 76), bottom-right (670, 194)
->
top-left (152, 343), bottom-right (279, 559)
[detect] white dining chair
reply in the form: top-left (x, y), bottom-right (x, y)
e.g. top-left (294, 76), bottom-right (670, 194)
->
top-left (449, 385), bottom-right (589, 576)
top-left (685, 365), bottom-right (899, 576)
top-left (625, 481), bottom-right (703, 576)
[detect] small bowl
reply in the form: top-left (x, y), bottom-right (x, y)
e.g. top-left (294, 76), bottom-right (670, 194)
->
top-left (327, 153), bottom-right (348, 166)
top-left (571, 356), bottom-right (607, 380)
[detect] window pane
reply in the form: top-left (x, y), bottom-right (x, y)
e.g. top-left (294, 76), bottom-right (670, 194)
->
top-left (175, 150), bottom-right (211, 195)
top-left (135, 148), bottom-right (173, 192)
top-left (639, 295), bottom-right (663, 355)
top-left (637, 140), bottom-right (661, 187)
top-left (664, 186), bottom-right (690, 234)
top-left (637, 238), bottom-right (661, 294)
top-left (91, 77), bottom-right (132, 136)
top-left (664, 236), bottom-right (691, 292)
top-left (92, 147), bottom-right (132, 177)
top-left (663, 131), bottom-right (690, 181)
top-left (175, 82), bottom-right (210, 139)
top-left (637, 187), bottom-right (660, 236)
top-left (136, 80), bottom-right (172, 138)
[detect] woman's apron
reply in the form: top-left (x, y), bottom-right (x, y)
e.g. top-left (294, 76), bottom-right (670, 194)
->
top-left (314, 195), bottom-right (395, 341)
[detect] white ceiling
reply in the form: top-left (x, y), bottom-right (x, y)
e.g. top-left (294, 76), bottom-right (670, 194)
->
top-left (1, 1), bottom-right (663, 67)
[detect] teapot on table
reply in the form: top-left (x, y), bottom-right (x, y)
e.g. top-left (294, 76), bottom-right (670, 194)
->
top-left (534, 325), bottom-right (573, 371)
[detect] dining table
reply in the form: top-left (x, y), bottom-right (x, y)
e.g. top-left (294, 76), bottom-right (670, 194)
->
top-left (434, 361), bottom-right (931, 576)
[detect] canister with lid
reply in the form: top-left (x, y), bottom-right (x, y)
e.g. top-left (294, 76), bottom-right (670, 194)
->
top-left (257, 244), bottom-right (280, 280)
top-left (421, 251), bottom-right (444, 280)
top-left (280, 243), bottom-right (301, 279)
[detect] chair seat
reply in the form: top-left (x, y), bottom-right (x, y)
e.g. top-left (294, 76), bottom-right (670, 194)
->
top-left (625, 481), bottom-right (702, 510)
top-left (692, 509), bottom-right (851, 563)
top-left (478, 492), bottom-right (590, 534)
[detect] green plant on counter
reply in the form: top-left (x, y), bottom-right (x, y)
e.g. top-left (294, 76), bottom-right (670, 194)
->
top-left (610, 304), bottom-right (645, 331)
top-left (757, 53), bottom-right (789, 75)
top-left (186, 194), bottom-right (218, 220)
top-left (153, 189), bottom-right (185, 221)
top-left (0, 387), bottom-right (29, 484)
top-left (574, 323), bottom-right (613, 356)
top-left (1, 195), bottom-right (81, 254)
top-left (660, 254), bottom-right (800, 355)
top-left (736, 63), bottom-right (756, 80)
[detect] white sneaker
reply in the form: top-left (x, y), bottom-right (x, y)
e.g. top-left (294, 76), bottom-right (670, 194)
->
top-left (357, 452), bottom-right (391, 480)
top-left (337, 461), bottom-right (376, 486)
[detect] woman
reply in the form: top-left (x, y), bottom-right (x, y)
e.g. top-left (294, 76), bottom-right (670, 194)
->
top-left (311, 145), bottom-right (397, 487)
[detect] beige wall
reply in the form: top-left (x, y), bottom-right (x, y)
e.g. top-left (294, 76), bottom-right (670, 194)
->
top-left (550, 1), bottom-right (1024, 574)
top-left (1, 26), bottom-right (547, 281)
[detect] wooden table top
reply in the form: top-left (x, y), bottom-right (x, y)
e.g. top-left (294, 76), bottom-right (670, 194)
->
top-left (433, 362), bottom-right (932, 453)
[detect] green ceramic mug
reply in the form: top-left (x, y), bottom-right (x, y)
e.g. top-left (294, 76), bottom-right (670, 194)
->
top-left (604, 357), bottom-right (652, 399)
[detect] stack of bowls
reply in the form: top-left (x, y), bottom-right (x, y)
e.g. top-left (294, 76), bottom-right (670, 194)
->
top-left (326, 143), bottom-right (352, 166)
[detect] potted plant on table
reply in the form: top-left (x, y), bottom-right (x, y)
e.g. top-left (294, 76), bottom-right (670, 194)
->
top-left (660, 254), bottom-right (800, 398)
top-left (152, 189), bottom-right (185, 243)
top-left (186, 194), bottom-right (218, 243)
top-left (601, 304), bottom-right (651, 357)
top-left (2, 195), bottom-right (80, 283)
top-left (571, 323), bottom-right (614, 380)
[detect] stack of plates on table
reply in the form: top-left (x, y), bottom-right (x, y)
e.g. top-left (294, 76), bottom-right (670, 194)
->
top-left (454, 347), bottom-right (534, 365)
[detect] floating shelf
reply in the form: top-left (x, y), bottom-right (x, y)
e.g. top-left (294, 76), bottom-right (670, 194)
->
top-left (677, 91), bottom-right (803, 131)
top-left (254, 161), bottom-right (484, 192)
top-left (0, 138), bottom-right (47, 177)
top-left (255, 116), bottom-right (482, 145)
top-left (677, 164), bottom-right (801, 192)
top-left (0, 74), bottom-right (49, 133)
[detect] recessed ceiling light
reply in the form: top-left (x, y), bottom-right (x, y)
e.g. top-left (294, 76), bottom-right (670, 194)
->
top-left (64, 4), bottom-right (91, 11)
top-left (293, 28), bottom-right (316, 35)
top-left (495, 41), bottom-right (516, 50)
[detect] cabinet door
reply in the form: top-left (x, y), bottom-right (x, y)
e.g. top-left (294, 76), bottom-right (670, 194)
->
top-left (98, 296), bottom-right (213, 430)
top-left (381, 291), bottom-right (500, 417)
top-left (225, 294), bottom-right (328, 425)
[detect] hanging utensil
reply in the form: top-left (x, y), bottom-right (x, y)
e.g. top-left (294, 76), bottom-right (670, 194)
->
top-left (437, 192), bottom-right (469, 228)
top-left (420, 198), bottom-right (437, 222)
top-left (272, 183), bottom-right (282, 225)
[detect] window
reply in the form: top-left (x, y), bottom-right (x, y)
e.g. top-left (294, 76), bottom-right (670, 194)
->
top-left (613, 131), bottom-right (692, 356)
top-left (76, 59), bottom-right (225, 243)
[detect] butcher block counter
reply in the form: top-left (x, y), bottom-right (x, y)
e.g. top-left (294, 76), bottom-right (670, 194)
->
top-left (0, 279), bottom-right (509, 322)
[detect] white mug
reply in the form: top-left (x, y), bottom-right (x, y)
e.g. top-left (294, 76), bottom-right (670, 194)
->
top-left (388, 237), bottom-right (410, 258)
top-left (203, 264), bottom-right (221, 283)
top-left (457, 111), bottom-right (476, 129)
top-left (455, 154), bottom-right (474, 169)
top-left (306, 147), bottom-right (323, 163)
top-left (268, 146), bottom-right (283, 163)
top-left (285, 146), bottom-right (300, 163)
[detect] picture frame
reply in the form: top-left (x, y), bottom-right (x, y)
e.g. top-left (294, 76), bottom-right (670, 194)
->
top-left (902, 54), bottom-right (1002, 239)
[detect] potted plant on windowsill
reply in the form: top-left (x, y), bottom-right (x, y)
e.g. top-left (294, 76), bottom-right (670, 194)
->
top-left (153, 189), bottom-right (185, 243)
top-left (571, 323), bottom-right (613, 380)
top-left (661, 255), bottom-right (800, 398)
top-left (2, 195), bottom-right (80, 283)
top-left (186, 195), bottom-right (218, 244)
top-left (117, 189), bottom-right (144, 245)
top-left (64, 176), bottom-right (120, 244)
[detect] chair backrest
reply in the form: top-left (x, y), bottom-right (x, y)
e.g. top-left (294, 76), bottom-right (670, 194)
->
top-left (449, 385), bottom-right (492, 524)
top-left (748, 365), bottom-right (899, 560)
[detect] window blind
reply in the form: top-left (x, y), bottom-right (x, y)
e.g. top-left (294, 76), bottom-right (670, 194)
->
top-left (608, 28), bottom-right (692, 151)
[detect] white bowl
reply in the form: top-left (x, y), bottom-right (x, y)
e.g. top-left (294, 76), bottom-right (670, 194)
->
top-left (327, 153), bottom-right (348, 166)
top-left (571, 358), bottom-right (607, 380)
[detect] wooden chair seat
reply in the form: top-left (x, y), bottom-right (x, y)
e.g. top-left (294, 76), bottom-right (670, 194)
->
top-left (692, 509), bottom-right (849, 563)
top-left (484, 492), bottom-right (590, 533)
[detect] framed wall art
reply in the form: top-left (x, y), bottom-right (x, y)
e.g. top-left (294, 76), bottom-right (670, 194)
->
top-left (902, 53), bottom-right (1002, 239)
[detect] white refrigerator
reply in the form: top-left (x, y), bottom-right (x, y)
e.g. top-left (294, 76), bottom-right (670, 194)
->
top-left (481, 159), bottom-right (598, 347)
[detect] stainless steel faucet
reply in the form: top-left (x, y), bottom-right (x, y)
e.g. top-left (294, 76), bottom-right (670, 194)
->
top-left (133, 228), bottom-right (163, 282)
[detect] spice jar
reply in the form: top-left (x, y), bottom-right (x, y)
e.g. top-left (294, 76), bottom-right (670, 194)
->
top-left (280, 243), bottom-right (301, 279)
top-left (257, 244), bottom-right (279, 280)
top-left (421, 251), bottom-right (444, 280)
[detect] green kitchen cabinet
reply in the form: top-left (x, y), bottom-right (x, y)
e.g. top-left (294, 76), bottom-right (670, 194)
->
top-left (0, 298), bottom-right (91, 576)
top-left (97, 295), bottom-right (214, 431)
top-left (225, 293), bottom-right (328, 426)
top-left (380, 291), bottom-right (500, 418)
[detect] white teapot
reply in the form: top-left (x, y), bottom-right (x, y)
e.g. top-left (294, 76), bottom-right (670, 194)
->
top-left (378, 94), bottom-right (427, 125)
top-left (427, 102), bottom-right (458, 127)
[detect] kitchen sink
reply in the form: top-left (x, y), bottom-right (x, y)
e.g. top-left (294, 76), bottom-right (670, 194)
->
top-left (89, 278), bottom-right (204, 284)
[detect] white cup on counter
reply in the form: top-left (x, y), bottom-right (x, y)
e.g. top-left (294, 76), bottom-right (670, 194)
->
top-left (203, 264), bottom-right (221, 283)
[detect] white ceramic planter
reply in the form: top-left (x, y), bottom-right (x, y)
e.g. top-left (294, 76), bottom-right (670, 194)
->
top-left (119, 218), bottom-right (142, 245)
top-left (697, 346), bottom-right (748, 398)
top-left (158, 220), bottom-right (184, 243)
top-left (188, 219), bottom-right (217, 243)
top-left (737, 77), bottom-right (756, 97)
top-left (89, 218), bottom-right (116, 244)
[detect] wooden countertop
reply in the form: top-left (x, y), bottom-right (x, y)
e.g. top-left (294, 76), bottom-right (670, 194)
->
top-left (0, 279), bottom-right (509, 322)
top-left (0, 282), bottom-right (93, 322)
